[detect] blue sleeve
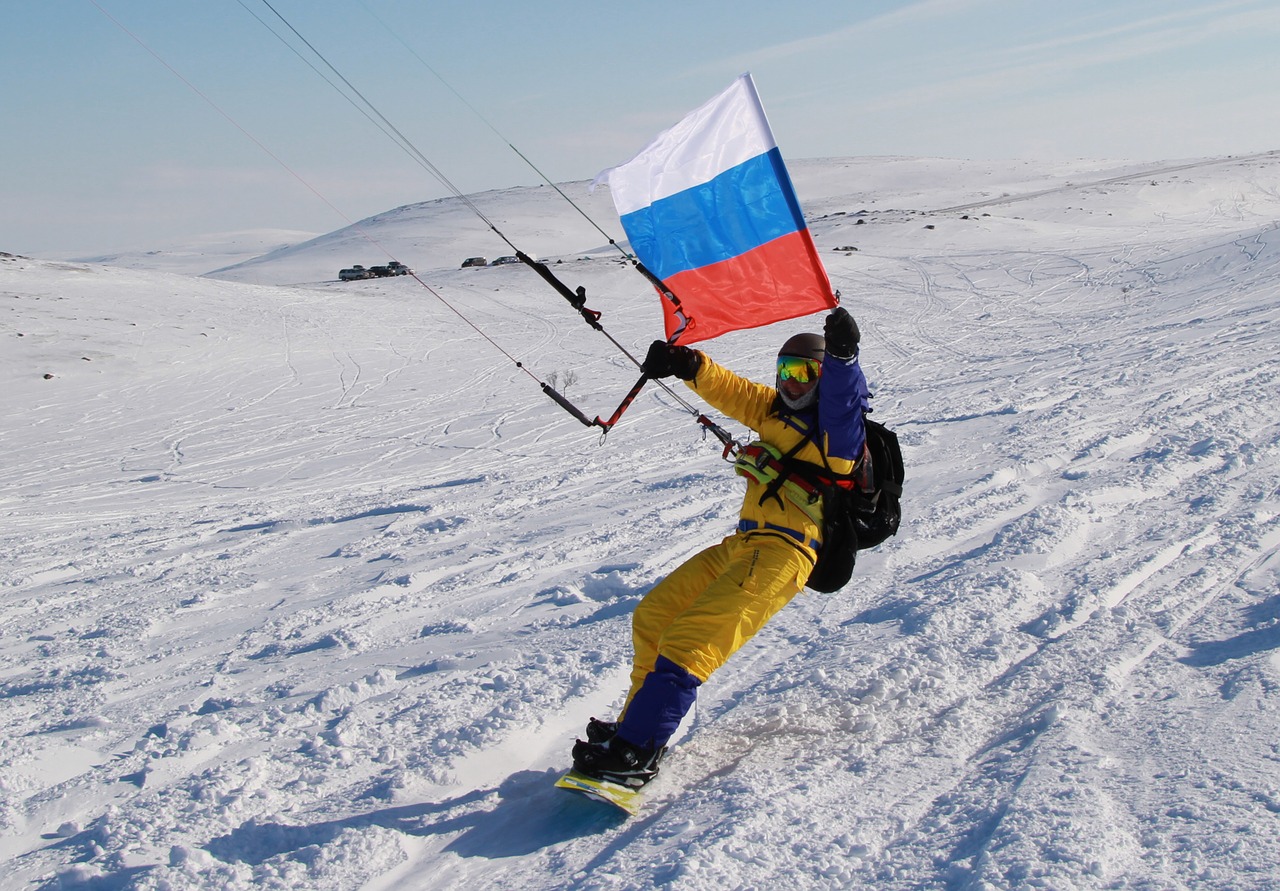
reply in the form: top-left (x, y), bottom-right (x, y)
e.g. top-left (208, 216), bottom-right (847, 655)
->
top-left (817, 352), bottom-right (869, 462)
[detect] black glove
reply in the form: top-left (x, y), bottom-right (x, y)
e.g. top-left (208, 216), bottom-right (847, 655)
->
top-left (824, 307), bottom-right (860, 359)
top-left (641, 340), bottom-right (702, 380)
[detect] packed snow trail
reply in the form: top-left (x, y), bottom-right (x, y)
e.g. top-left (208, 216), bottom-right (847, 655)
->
top-left (1, 155), bottom-right (1279, 890)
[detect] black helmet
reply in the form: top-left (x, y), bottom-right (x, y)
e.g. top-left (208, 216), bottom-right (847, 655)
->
top-left (777, 332), bottom-right (824, 360)
top-left (776, 332), bottom-right (824, 411)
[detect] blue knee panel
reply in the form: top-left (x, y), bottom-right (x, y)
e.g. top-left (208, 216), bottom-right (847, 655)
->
top-left (615, 655), bottom-right (701, 749)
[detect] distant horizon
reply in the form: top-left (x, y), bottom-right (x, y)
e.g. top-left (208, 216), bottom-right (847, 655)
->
top-left (39, 150), bottom-right (1280, 276)
top-left (5, 1), bottom-right (1280, 257)
top-left (27, 145), bottom-right (1280, 262)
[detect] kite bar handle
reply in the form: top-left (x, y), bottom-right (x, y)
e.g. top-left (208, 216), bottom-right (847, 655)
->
top-left (592, 373), bottom-right (650, 432)
top-left (540, 373), bottom-right (651, 433)
top-left (541, 384), bottom-right (594, 427)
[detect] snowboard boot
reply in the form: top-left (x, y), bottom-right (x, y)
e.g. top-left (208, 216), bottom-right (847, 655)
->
top-left (572, 736), bottom-right (666, 788)
top-left (585, 717), bottom-right (618, 743)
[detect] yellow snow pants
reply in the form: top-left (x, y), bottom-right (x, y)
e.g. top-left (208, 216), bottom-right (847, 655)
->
top-left (623, 531), bottom-right (814, 708)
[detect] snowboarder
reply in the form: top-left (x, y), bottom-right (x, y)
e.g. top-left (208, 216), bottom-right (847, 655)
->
top-left (571, 307), bottom-right (870, 788)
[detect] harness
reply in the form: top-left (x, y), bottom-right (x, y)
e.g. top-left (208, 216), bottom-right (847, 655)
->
top-left (732, 423), bottom-right (871, 545)
top-left (734, 441), bottom-right (826, 526)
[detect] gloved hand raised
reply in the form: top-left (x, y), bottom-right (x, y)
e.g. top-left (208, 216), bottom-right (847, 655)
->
top-left (641, 340), bottom-right (702, 380)
top-left (824, 307), bottom-right (860, 359)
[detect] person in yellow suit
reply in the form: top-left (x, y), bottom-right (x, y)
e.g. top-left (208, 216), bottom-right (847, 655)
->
top-left (572, 307), bottom-right (870, 788)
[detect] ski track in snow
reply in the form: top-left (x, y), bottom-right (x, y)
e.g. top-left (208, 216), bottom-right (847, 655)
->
top-left (2, 155), bottom-right (1280, 890)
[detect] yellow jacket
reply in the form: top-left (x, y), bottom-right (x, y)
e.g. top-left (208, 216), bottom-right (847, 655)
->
top-left (687, 353), bottom-right (867, 559)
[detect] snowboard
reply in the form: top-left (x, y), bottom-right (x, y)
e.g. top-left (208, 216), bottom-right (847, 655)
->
top-left (554, 768), bottom-right (644, 816)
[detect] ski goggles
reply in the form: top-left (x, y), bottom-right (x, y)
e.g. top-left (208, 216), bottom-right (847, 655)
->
top-left (776, 355), bottom-right (822, 384)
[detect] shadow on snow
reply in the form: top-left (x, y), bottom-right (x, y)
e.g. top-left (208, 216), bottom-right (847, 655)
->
top-left (202, 769), bottom-right (624, 867)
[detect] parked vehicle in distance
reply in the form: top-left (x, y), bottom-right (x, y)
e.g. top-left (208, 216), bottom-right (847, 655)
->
top-left (461, 257), bottom-right (487, 268)
top-left (490, 255), bottom-right (521, 266)
top-left (340, 261), bottom-right (410, 280)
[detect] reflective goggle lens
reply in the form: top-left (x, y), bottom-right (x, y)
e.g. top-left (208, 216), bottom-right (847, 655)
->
top-left (777, 356), bottom-right (821, 384)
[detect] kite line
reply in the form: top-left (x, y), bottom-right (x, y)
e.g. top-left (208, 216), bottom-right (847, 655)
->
top-left (86, 0), bottom-right (745, 449)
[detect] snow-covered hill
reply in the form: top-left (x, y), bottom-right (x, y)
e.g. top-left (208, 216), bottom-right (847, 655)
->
top-left (70, 229), bottom-right (320, 278)
top-left (2, 154), bottom-right (1279, 890)
top-left (203, 182), bottom-right (625, 287)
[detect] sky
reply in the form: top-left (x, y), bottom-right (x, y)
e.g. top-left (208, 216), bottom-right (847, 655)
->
top-left (4, 0), bottom-right (1280, 258)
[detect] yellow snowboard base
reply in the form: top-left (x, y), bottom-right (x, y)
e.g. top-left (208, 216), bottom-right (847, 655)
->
top-left (554, 768), bottom-right (644, 816)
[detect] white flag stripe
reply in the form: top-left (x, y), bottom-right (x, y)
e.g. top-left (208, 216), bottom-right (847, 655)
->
top-left (592, 74), bottom-right (776, 216)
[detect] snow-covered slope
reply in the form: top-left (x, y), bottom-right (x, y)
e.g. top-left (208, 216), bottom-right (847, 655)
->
top-left (2, 154), bottom-right (1279, 890)
top-left (71, 229), bottom-right (320, 277)
top-left (204, 182), bottom-right (624, 287)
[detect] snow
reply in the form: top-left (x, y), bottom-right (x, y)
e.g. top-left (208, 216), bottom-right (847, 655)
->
top-left (70, 230), bottom-right (322, 278)
top-left (3, 152), bottom-right (1280, 890)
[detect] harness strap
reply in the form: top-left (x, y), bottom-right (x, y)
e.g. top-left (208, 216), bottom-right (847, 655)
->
top-left (735, 442), bottom-right (825, 526)
top-left (735, 436), bottom-right (871, 523)
top-left (757, 426), bottom-right (818, 511)
top-left (740, 443), bottom-right (853, 494)
top-left (733, 414), bottom-right (875, 555)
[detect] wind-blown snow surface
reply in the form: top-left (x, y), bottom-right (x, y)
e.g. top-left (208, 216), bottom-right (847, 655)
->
top-left (3, 154), bottom-right (1279, 890)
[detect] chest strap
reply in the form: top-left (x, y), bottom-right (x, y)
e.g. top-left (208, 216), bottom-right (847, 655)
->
top-left (734, 437), bottom-right (869, 525)
top-left (734, 442), bottom-right (827, 525)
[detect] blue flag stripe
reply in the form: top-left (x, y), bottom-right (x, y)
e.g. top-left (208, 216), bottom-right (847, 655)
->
top-left (619, 148), bottom-right (807, 282)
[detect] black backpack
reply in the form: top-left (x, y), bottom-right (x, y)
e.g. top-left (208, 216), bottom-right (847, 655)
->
top-left (766, 416), bottom-right (904, 594)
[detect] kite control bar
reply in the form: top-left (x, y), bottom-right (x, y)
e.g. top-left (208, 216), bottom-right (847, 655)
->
top-left (518, 249), bottom-right (737, 450)
top-left (518, 251), bottom-right (657, 433)
top-left (540, 372), bottom-right (649, 433)
top-left (541, 374), bottom-right (739, 458)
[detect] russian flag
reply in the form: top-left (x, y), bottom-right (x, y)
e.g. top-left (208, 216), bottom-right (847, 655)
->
top-left (593, 73), bottom-right (836, 345)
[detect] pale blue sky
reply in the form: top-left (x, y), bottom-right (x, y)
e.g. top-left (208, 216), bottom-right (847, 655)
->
top-left (4, 0), bottom-right (1279, 256)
